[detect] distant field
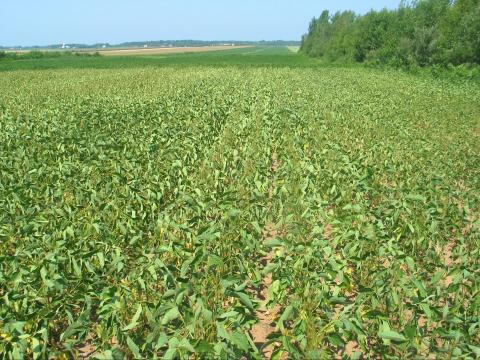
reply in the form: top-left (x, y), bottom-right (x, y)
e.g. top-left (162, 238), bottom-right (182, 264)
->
top-left (98, 45), bottom-right (252, 56)
top-left (0, 46), bottom-right (318, 71)
top-left (0, 47), bottom-right (479, 359)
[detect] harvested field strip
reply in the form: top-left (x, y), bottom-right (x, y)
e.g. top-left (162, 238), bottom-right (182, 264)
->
top-left (99, 45), bottom-right (252, 56)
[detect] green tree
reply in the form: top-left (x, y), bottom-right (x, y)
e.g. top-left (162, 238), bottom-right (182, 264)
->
top-left (300, 0), bottom-right (480, 67)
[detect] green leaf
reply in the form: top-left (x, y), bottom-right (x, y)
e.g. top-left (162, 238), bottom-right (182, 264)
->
top-left (207, 254), bottom-right (224, 268)
top-left (232, 291), bottom-right (254, 312)
top-left (468, 345), bottom-right (480, 356)
top-left (279, 305), bottom-right (294, 325)
top-left (406, 194), bottom-right (426, 202)
top-left (32, 338), bottom-right (41, 360)
top-left (327, 334), bottom-right (344, 347)
top-left (405, 257), bottom-right (415, 271)
top-left (219, 310), bottom-right (239, 319)
top-left (264, 238), bottom-right (282, 247)
top-left (127, 336), bottom-right (141, 358)
top-left (156, 333), bottom-right (168, 349)
top-left (216, 322), bottom-right (230, 340)
top-left (178, 338), bottom-right (196, 353)
top-left (251, 221), bottom-right (262, 235)
top-left (111, 348), bottom-right (125, 360)
top-left (163, 348), bottom-right (177, 359)
top-left (229, 331), bottom-right (250, 352)
top-left (97, 252), bottom-right (105, 268)
top-left (378, 330), bottom-right (407, 342)
top-left (123, 304), bottom-right (142, 331)
top-left (93, 350), bottom-right (114, 360)
top-left (161, 307), bottom-right (180, 325)
top-left (72, 257), bottom-right (82, 276)
top-left (195, 340), bottom-right (214, 353)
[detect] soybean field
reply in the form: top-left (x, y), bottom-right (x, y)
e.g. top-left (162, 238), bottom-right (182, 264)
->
top-left (1, 47), bottom-right (479, 359)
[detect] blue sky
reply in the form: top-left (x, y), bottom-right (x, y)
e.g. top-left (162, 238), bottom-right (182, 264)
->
top-left (1, 0), bottom-right (400, 46)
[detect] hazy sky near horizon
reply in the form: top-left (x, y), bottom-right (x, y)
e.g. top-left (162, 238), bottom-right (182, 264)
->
top-left (1, 0), bottom-right (400, 46)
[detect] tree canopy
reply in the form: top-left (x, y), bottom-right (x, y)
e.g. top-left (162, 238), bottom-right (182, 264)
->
top-left (301, 0), bottom-right (480, 67)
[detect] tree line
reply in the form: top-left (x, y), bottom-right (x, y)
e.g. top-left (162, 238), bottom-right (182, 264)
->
top-left (300, 0), bottom-right (480, 67)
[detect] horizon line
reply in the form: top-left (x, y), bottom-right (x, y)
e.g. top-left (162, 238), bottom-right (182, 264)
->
top-left (0, 38), bottom-right (302, 49)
